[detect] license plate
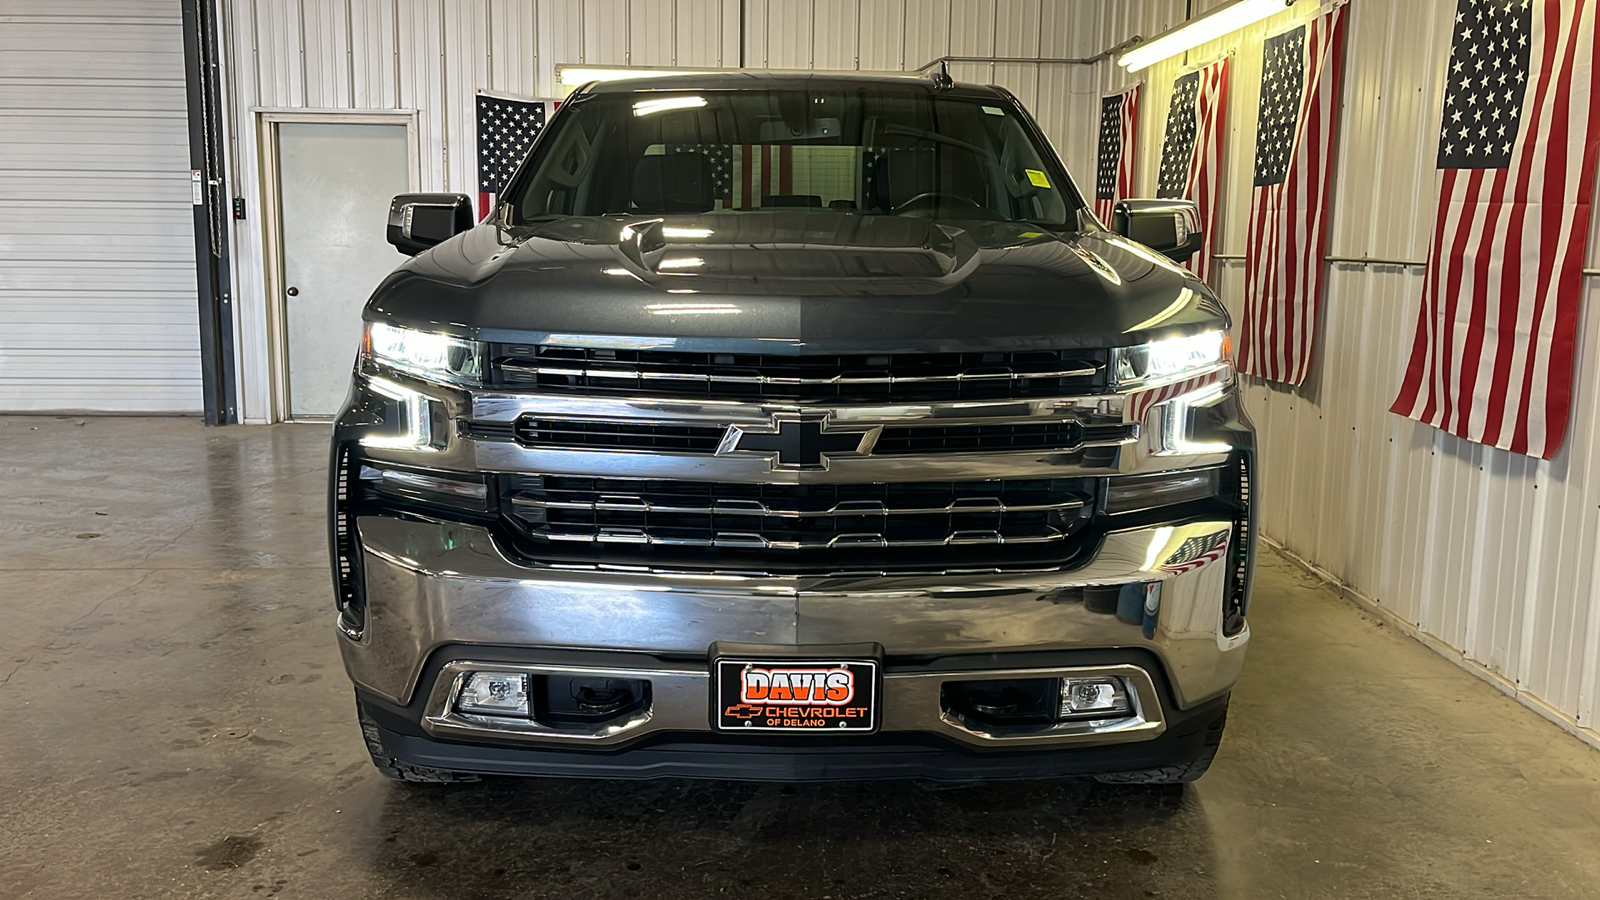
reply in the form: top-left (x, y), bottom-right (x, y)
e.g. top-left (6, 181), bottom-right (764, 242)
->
top-left (714, 659), bottom-right (878, 733)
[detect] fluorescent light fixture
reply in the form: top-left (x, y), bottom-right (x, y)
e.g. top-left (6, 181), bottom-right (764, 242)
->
top-left (646, 303), bottom-right (740, 315)
top-left (661, 226), bottom-right (713, 239)
top-left (556, 66), bottom-right (717, 88)
top-left (632, 95), bottom-right (707, 117)
top-left (1119, 0), bottom-right (1295, 72)
top-left (656, 256), bottom-right (705, 269)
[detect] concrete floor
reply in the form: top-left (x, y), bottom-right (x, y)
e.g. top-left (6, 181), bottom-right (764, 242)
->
top-left (2, 416), bottom-right (1599, 899)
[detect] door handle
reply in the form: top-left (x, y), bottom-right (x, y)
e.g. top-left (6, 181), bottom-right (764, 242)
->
top-left (286, 286), bottom-right (299, 296)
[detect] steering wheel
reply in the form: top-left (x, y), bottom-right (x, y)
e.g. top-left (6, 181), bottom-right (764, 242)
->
top-left (892, 191), bottom-right (983, 214)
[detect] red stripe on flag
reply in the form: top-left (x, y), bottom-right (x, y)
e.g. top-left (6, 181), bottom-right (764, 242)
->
top-left (760, 145), bottom-right (772, 203)
top-left (1119, 87), bottom-right (1139, 206)
top-left (1179, 58), bottom-right (1228, 289)
top-left (1513, 0), bottom-right (1585, 456)
top-left (740, 144), bottom-right (754, 209)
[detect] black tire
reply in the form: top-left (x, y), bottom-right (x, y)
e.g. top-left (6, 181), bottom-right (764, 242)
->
top-left (358, 700), bottom-right (480, 784)
top-left (1094, 702), bottom-right (1228, 785)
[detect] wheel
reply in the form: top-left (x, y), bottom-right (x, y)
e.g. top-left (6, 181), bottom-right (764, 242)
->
top-left (1093, 702), bottom-right (1228, 785)
top-left (357, 699), bottom-right (480, 784)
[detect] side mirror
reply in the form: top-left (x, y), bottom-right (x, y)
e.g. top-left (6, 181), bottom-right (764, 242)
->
top-left (386, 193), bottom-right (474, 255)
top-left (1111, 199), bottom-right (1204, 264)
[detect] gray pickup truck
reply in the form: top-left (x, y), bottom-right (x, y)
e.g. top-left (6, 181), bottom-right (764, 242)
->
top-left (330, 71), bottom-right (1256, 785)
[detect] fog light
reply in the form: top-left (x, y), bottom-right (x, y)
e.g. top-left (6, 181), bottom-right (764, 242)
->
top-left (1058, 677), bottom-right (1133, 720)
top-left (458, 672), bottom-right (529, 717)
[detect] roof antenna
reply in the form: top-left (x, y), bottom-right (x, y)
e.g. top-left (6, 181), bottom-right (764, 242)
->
top-left (929, 59), bottom-right (954, 91)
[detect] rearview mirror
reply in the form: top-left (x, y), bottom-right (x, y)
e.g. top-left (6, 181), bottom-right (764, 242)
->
top-left (386, 193), bottom-right (474, 255)
top-left (1112, 199), bottom-right (1204, 264)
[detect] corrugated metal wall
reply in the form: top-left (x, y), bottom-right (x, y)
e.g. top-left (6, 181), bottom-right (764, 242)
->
top-left (1117, 0), bottom-right (1600, 748)
top-left (220, 0), bottom-right (1600, 747)
top-left (0, 0), bottom-right (201, 412)
top-left (223, 0), bottom-right (744, 420)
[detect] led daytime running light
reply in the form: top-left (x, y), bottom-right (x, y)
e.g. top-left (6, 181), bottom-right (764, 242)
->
top-left (361, 378), bottom-right (434, 451)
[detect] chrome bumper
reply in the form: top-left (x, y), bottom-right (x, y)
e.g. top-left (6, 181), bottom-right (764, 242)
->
top-left (420, 659), bottom-right (1165, 750)
top-left (340, 515), bottom-right (1249, 745)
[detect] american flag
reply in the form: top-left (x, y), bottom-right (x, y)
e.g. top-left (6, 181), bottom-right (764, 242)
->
top-left (476, 92), bottom-right (556, 219)
top-left (1094, 84), bottom-right (1141, 224)
top-left (1237, 7), bottom-right (1349, 386)
top-left (666, 144), bottom-right (796, 209)
top-left (1390, 0), bottom-right (1600, 459)
top-left (1157, 57), bottom-right (1230, 287)
top-left (1159, 531), bottom-right (1231, 574)
top-left (733, 144), bottom-right (795, 208)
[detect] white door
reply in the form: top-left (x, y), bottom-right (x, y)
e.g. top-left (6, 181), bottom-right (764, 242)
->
top-left (277, 122), bottom-right (410, 418)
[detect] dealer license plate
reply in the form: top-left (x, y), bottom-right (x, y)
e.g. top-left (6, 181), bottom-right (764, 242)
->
top-left (714, 659), bottom-right (879, 733)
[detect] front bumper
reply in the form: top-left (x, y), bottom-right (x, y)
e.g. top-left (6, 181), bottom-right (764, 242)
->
top-left (339, 515), bottom-right (1248, 756)
top-left (358, 681), bottom-right (1231, 782)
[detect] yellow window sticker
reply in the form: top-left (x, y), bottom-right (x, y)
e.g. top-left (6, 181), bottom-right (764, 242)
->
top-left (1025, 169), bottom-right (1051, 188)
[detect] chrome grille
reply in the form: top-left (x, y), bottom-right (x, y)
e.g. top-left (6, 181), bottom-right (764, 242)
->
top-left (499, 475), bottom-right (1098, 573)
top-left (459, 416), bottom-right (1136, 456)
top-left (489, 345), bottom-right (1111, 402)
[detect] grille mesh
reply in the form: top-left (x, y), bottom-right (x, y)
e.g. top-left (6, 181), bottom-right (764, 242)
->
top-left (512, 418), bottom-right (725, 452)
top-left (490, 344), bottom-right (1110, 403)
top-left (499, 475), bottom-right (1098, 573)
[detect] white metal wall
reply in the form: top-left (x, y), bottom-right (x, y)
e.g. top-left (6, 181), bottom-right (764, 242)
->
top-left (1118, 0), bottom-right (1600, 749)
top-left (223, 0), bottom-right (744, 421)
top-left (219, 0), bottom-right (1600, 746)
top-left (0, 0), bottom-right (202, 412)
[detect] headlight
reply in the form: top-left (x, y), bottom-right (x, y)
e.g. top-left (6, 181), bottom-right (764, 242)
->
top-left (1117, 329), bottom-right (1229, 384)
top-left (364, 322), bottom-right (483, 385)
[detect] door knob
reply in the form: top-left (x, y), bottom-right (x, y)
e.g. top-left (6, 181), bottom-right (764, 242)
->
top-left (286, 286), bottom-right (299, 296)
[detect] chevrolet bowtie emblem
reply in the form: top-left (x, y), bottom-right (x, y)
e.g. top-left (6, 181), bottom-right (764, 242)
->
top-left (718, 417), bottom-right (882, 470)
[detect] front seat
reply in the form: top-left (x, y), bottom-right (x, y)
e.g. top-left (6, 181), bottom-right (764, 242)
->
top-left (632, 153), bottom-right (715, 213)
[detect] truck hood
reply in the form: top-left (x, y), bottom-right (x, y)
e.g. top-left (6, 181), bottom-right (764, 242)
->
top-left (367, 213), bottom-right (1226, 353)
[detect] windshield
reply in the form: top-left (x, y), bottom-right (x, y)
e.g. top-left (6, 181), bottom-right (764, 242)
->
top-left (504, 87), bottom-right (1078, 227)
